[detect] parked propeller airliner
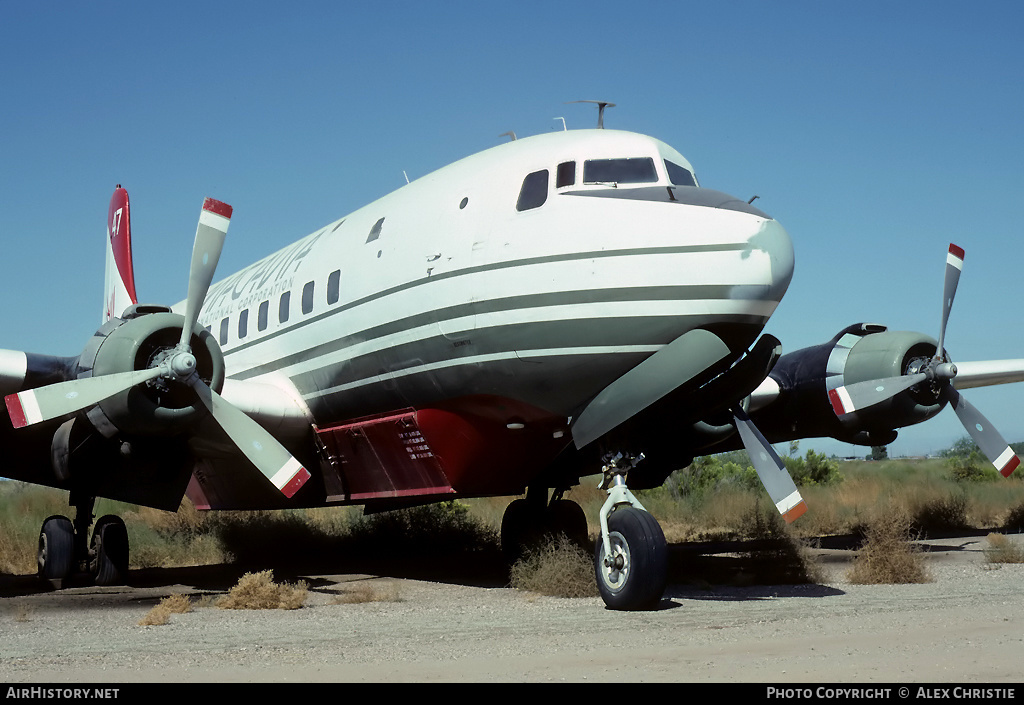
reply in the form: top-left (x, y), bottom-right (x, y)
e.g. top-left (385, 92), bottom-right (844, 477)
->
top-left (4, 118), bottom-right (1024, 609)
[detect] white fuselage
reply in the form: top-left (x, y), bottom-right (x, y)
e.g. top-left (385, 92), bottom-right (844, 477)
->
top-left (186, 130), bottom-right (795, 430)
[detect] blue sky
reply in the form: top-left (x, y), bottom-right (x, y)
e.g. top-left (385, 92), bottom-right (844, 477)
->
top-left (1, 1), bottom-right (1022, 458)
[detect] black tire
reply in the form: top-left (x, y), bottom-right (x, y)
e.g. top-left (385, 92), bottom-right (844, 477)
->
top-left (547, 499), bottom-right (590, 551)
top-left (594, 507), bottom-right (667, 611)
top-left (38, 515), bottom-right (75, 582)
top-left (90, 515), bottom-right (129, 586)
top-left (500, 498), bottom-right (544, 561)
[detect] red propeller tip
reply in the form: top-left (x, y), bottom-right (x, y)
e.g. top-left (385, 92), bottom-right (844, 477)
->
top-left (202, 198), bottom-right (233, 219)
top-left (828, 387), bottom-right (853, 416)
top-left (947, 244), bottom-right (965, 271)
top-left (280, 467), bottom-right (311, 498)
top-left (782, 500), bottom-right (808, 523)
top-left (5, 394), bottom-right (28, 429)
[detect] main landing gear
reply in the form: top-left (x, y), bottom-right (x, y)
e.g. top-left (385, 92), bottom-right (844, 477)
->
top-left (500, 485), bottom-right (590, 560)
top-left (593, 452), bottom-right (667, 610)
top-left (37, 494), bottom-right (129, 588)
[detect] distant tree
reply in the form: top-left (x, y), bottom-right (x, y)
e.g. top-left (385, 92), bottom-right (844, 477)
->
top-left (870, 445), bottom-right (888, 461)
top-left (941, 436), bottom-right (980, 459)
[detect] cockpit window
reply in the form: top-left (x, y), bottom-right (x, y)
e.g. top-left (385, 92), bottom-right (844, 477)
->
top-left (556, 161), bottom-right (576, 188)
top-left (583, 158), bottom-right (658, 185)
top-left (516, 169), bottom-right (549, 211)
top-left (665, 160), bottom-right (697, 187)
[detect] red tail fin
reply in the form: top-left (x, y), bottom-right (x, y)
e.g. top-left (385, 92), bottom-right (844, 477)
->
top-left (104, 185), bottom-right (138, 321)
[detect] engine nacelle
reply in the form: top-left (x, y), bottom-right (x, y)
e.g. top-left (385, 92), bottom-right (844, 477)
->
top-left (752, 323), bottom-right (944, 445)
top-left (76, 306), bottom-right (225, 437)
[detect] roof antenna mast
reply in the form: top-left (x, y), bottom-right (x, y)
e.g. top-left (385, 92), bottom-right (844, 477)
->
top-left (568, 100), bottom-right (616, 128)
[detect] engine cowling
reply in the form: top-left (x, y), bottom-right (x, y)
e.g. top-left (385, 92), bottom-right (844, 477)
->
top-left (76, 306), bottom-right (225, 437)
top-left (752, 323), bottom-right (944, 445)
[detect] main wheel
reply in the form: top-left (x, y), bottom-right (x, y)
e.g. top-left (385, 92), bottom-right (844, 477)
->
top-left (547, 499), bottom-right (590, 551)
top-left (594, 507), bottom-right (667, 610)
top-left (500, 498), bottom-right (544, 561)
top-left (90, 515), bottom-right (129, 586)
top-left (38, 515), bottom-right (75, 583)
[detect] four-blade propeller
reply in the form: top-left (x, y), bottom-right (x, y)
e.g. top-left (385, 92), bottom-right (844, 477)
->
top-left (827, 244), bottom-right (1019, 477)
top-left (4, 199), bottom-right (311, 497)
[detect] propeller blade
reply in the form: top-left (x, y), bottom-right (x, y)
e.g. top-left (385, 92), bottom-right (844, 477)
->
top-left (190, 379), bottom-right (311, 497)
top-left (936, 243), bottom-right (964, 360)
top-left (732, 406), bottom-right (806, 522)
top-left (827, 373), bottom-right (927, 416)
top-left (178, 198), bottom-right (232, 349)
top-left (942, 387), bottom-right (1020, 477)
top-left (5, 368), bottom-right (163, 428)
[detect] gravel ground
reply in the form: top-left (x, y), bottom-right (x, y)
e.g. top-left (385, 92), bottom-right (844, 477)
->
top-left (1, 533), bottom-right (1022, 683)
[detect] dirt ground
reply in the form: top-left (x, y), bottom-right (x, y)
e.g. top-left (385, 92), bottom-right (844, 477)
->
top-left (1, 532), bottom-right (1022, 683)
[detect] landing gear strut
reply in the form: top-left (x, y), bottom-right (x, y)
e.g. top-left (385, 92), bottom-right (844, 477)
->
top-left (594, 452), bottom-right (667, 610)
top-left (36, 494), bottom-right (129, 588)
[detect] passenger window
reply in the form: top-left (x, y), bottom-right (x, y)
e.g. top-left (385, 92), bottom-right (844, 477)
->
top-left (258, 300), bottom-right (269, 331)
top-left (665, 160), bottom-right (697, 187)
top-left (365, 217), bottom-right (385, 243)
top-left (219, 317), bottom-right (229, 346)
top-left (279, 291), bottom-right (291, 323)
top-left (556, 161), bottom-right (576, 188)
top-left (238, 309), bottom-right (248, 339)
top-left (516, 170), bottom-right (549, 211)
top-left (327, 269), bottom-right (341, 305)
top-left (302, 281), bottom-right (314, 314)
top-left (583, 158), bottom-right (658, 184)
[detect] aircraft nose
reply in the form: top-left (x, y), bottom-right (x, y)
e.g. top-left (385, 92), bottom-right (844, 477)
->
top-left (752, 217), bottom-right (795, 302)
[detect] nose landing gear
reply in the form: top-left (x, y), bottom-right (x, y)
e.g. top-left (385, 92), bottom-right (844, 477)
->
top-left (594, 452), bottom-right (667, 610)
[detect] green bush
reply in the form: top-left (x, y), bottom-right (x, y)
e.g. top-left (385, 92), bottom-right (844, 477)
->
top-left (668, 447), bottom-right (842, 500)
top-left (942, 436), bottom-right (1001, 482)
top-left (785, 449), bottom-right (842, 486)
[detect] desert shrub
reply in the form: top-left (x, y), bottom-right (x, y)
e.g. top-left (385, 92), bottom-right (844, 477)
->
top-left (215, 570), bottom-right (307, 610)
top-left (138, 593), bottom-right (192, 626)
top-left (509, 534), bottom-right (598, 598)
top-left (345, 501), bottom-right (499, 556)
top-left (736, 503), bottom-right (825, 584)
top-left (985, 533), bottom-right (1024, 564)
top-left (847, 513), bottom-right (930, 584)
top-left (910, 492), bottom-right (970, 533)
top-left (1003, 502), bottom-right (1024, 531)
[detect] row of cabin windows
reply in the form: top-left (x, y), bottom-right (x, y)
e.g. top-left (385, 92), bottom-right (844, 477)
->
top-left (215, 268), bottom-right (343, 345)
top-left (516, 157), bottom-right (698, 212)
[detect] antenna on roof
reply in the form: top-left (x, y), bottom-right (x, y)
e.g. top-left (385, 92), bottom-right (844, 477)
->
top-left (553, 117), bottom-right (567, 131)
top-left (500, 131), bottom-right (517, 141)
top-left (567, 100), bottom-right (616, 128)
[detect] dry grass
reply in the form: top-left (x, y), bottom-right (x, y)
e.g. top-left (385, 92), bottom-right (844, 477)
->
top-left (509, 534), bottom-right (599, 598)
top-left (215, 570), bottom-right (308, 610)
top-left (137, 593), bottom-right (192, 626)
top-left (985, 533), bottom-right (1024, 564)
top-left (847, 513), bottom-right (931, 584)
top-left (332, 581), bottom-right (403, 604)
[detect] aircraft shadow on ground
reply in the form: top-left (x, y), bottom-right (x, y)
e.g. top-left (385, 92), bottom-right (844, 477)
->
top-left (1, 534), bottom-right (867, 601)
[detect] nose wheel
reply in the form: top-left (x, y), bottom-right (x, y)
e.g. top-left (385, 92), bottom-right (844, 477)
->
top-left (594, 452), bottom-right (667, 610)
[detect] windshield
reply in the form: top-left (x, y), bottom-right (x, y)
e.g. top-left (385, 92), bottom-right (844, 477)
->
top-left (583, 157), bottom-right (658, 185)
top-left (665, 160), bottom-right (697, 187)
